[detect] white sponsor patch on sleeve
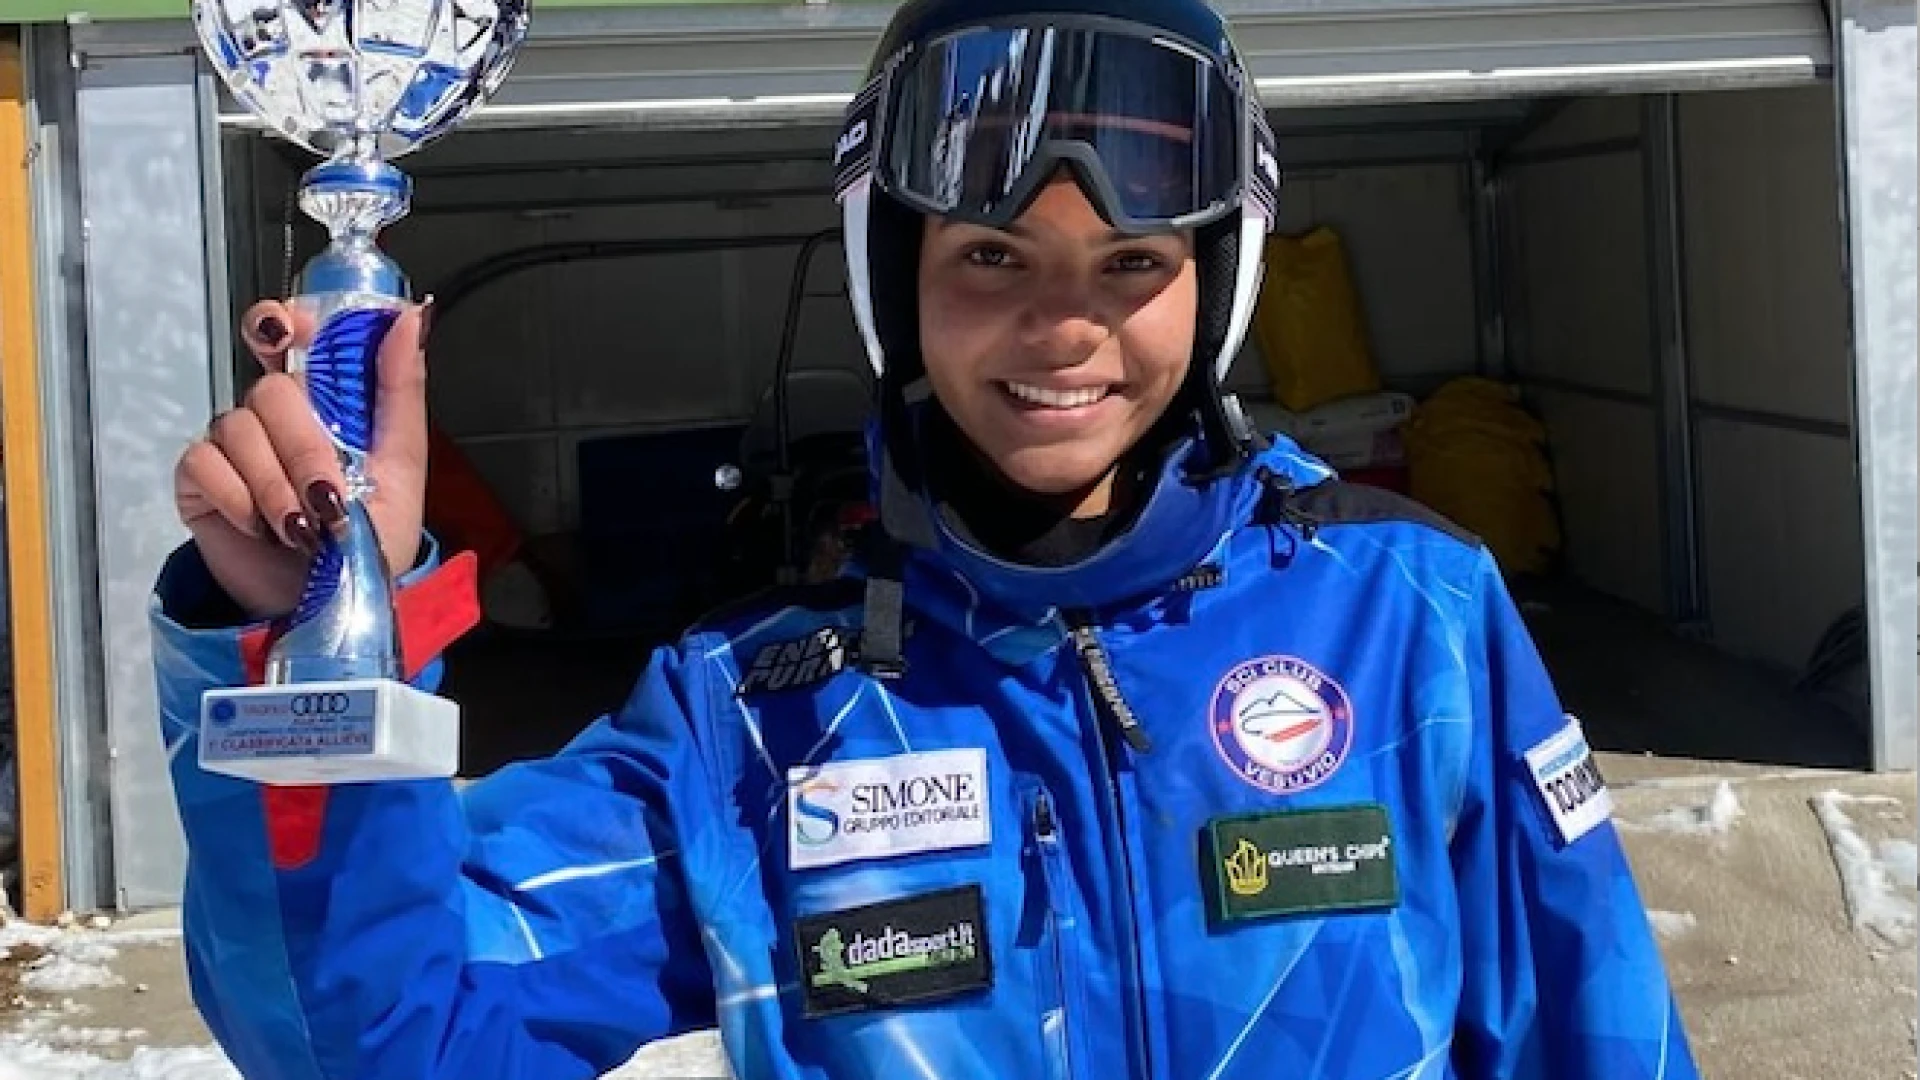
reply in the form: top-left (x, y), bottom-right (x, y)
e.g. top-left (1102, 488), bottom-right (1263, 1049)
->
top-left (788, 749), bottom-right (991, 871)
top-left (1523, 716), bottom-right (1613, 846)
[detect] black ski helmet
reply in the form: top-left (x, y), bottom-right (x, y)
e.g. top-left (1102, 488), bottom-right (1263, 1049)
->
top-left (833, 0), bottom-right (1281, 676)
top-left (832, 0), bottom-right (1280, 463)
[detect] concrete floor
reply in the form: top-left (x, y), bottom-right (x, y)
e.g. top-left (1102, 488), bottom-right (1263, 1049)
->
top-left (1513, 577), bottom-right (1870, 770)
top-left (1605, 757), bottom-right (1917, 1080)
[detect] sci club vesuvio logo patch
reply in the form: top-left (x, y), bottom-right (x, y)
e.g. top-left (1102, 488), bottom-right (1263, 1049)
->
top-left (794, 884), bottom-right (992, 1018)
top-left (1210, 656), bottom-right (1355, 796)
top-left (788, 748), bottom-right (990, 871)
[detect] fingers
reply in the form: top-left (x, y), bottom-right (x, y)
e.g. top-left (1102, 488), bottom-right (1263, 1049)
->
top-left (244, 373), bottom-right (351, 538)
top-left (239, 300), bottom-right (317, 374)
top-left (185, 510), bottom-right (310, 621)
top-left (371, 298), bottom-right (432, 477)
top-left (207, 407), bottom-right (320, 554)
top-left (175, 439), bottom-right (268, 540)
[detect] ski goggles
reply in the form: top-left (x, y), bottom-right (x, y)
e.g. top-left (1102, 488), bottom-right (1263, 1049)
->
top-left (835, 20), bottom-right (1277, 233)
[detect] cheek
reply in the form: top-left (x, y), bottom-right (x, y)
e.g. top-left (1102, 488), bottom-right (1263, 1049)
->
top-left (1121, 278), bottom-right (1199, 400)
top-left (918, 280), bottom-right (1011, 401)
top-left (917, 299), bottom-right (976, 401)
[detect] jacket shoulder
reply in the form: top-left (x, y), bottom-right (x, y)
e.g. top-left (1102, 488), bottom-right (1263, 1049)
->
top-left (687, 576), bottom-right (867, 638)
top-left (1295, 480), bottom-right (1483, 550)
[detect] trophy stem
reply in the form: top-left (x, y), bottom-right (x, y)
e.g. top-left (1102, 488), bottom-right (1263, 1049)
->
top-left (268, 154), bottom-right (414, 689)
top-left (295, 157), bottom-right (414, 301)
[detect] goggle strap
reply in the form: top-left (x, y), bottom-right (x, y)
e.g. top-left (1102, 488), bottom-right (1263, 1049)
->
top-left (833, 74), bottom-right (886, 201)
top-left (1248, 102), bottom-right (1278, 223)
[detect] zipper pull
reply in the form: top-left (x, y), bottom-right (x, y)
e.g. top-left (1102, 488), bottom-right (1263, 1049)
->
top-left (1034, 789), bottom-right (1058, 842)
top-left (1065, 617), bottom-right (1153, 754)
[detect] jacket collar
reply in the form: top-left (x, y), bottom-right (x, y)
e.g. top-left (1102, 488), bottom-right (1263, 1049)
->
top-left (869, 409), bottom-right (1335, 642)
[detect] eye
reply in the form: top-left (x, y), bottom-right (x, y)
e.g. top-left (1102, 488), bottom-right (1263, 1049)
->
top-left (1109, 251), bottom-right (1167, 274)
top-left (964, 244), bottom-right (1018, 268)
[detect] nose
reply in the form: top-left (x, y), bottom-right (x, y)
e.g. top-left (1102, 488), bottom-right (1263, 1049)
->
top-left (1016, 270), bottom-right (1109, 364)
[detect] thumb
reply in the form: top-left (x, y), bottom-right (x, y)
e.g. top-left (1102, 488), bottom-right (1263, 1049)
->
top-left (240, 299), bottom-right (318, 374)
top-left (370, 297), bottom-right (431, 475)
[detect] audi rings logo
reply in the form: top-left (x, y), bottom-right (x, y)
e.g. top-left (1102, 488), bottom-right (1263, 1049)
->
top-left (288, 693), bottom-right (352, 717)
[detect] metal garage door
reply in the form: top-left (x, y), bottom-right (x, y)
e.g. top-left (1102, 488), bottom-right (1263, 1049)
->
top-left (232, 0), bottom-right (1837, 130)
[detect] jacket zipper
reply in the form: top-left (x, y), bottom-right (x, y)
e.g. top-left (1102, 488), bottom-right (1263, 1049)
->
top-left (1068, 620), bottom-right (1152, 753)
top-left (1063, 609), bottom-right (1156, 1079)
top-left (1026, 785), bottom-right (1081, 1080)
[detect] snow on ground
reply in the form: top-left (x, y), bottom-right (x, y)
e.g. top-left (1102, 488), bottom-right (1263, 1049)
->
top-left (1619, 779), bottom-right (1745, 837)
top-left (0, 903), bottom-right (731, 1080)
top-left (1646, 909), bottom-right (1698, 940)
top-left (0, 900), bottom-right (730, 1080)
top-left (1876, 839), bottom-right (1917, 890)
top-left (0, 912), bottom-right (231, 1080)
top-left (1810, 790), bottom-right (1917, 949)
top-left (0, 914), bottom-right (182, 996)
top-left (605, 1031), bottom-right (730, 1079)
top-left (0, 1037), bottom-right (236, 1080)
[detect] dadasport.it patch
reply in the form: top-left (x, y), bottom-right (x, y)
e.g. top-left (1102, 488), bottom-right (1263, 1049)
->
top-left (794, 885), bottom-right (993, 1018)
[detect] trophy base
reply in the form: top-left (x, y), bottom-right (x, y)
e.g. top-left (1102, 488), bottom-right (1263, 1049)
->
top-left (199, 678), bottom-right (460, 785)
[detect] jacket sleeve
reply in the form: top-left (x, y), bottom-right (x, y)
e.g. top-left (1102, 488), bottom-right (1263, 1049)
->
top-left (151, 539), bottom-right (719, 1080)
top-left (1449, 548), bottom-right (1700, 1080)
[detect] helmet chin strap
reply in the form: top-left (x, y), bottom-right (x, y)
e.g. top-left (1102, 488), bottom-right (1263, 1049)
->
top-left (1191, 372), bottom-right (1267, 480)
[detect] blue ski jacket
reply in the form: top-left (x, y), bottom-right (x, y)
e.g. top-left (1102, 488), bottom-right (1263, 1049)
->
top-left (150, 431), bottom-right (1699, 1080)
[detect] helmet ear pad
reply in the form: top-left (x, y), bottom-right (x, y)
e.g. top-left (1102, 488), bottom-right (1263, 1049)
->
top-left (1192, 212), bottom-right (1242, 391)
top-left (866, 190), bottom-right (929, 389)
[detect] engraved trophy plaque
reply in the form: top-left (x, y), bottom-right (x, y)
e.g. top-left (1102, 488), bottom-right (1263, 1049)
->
top-left (193, 0), bottom-right (529, 784)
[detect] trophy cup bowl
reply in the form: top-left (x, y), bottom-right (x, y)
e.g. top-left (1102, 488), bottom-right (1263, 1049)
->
top-left (192, 0), bottom-right (529, 785)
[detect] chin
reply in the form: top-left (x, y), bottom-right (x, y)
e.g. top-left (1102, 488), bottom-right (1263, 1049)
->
top-left (993, 444), bottom-right (1121, 498)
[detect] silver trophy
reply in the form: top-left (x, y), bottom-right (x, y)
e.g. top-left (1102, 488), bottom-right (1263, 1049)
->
top-left (192, 0), bottom-right (529, 785)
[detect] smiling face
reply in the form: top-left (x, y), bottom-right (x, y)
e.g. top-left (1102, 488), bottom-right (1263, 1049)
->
top-left (916, 175), bottom-right (1197, 517)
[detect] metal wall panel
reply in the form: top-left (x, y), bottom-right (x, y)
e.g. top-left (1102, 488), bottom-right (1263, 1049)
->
top-left (1831, 0), bottom-right (1918, 771)
top-left (64, 0), bottom-right (1824, 131)
top-left (1682, 87), bottom-right (1851, 425)
top-left (1503, 104), bottom-right (1667, 613)
top-left (1697, 419), bottom-right (1865, 671)
top-left (1680, 84), bottom-right (1860, 674)
top-left (382, 181), bottom-right (848, 535)
top-left (1508, 148), bottom-right (1652, 397)
top-left (1271, 164), bottom-right (1479, 385)
top-left (24, 24), bottom-right (115, 915)
top-left (74, 54), bottom-right (218, 909)
top-left (1533, 393), bottom-right (1668, 614)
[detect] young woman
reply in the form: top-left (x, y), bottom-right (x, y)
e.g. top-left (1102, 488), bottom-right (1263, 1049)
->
top-left (156, 0), bottom-right (1700, 1076)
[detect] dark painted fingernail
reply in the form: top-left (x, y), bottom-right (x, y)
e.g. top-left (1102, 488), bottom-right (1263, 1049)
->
top-left (283, 511), bottom-right (321, 555)
top-left (419, 295), bottom-right (435, 348)
top-left (306, 480), bottom-right (346, 531)
top-left (254, 315), bottom-right (288, 347)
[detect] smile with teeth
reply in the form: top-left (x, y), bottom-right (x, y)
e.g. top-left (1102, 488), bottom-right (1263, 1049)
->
top-left (1001, 381), bottom-right (1113, 409)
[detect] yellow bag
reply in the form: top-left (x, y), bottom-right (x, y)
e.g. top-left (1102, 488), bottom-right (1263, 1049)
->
top-left (1403, 378), bottom-right (1561, 575)
top-left (1251, 226), bottom-right (1381, 413)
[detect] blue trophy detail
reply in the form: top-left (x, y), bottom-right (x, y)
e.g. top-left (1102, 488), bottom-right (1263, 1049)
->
top-left (190, 0), bottom-right (530, 784)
